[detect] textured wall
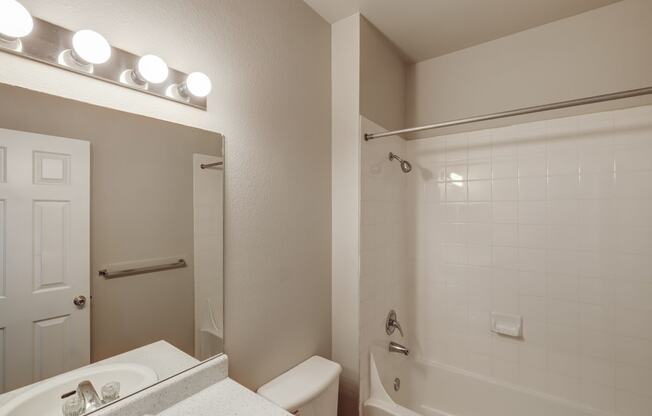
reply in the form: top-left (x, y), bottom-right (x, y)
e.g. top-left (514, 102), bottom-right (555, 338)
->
top-left (331, 14), bottom-right (361, 416)
top-left (330, 14), bottom-right (408, 415)
top-left (0, 0), bottom-right (332, 389)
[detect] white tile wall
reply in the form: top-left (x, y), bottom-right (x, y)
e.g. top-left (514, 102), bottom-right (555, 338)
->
top-left (403, 106), bottom-right (652, 416)
top-left (359, 117), bottom-right (410, 406)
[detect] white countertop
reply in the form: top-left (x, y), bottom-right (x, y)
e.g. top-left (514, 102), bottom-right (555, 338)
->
top-left (157, 378), bottom-right (291, 416)
top-left (1, 349), bottom-right (287, 416)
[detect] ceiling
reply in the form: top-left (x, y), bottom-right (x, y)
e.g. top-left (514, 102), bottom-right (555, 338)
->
top-left (303, 0), bottom-right (621, 62)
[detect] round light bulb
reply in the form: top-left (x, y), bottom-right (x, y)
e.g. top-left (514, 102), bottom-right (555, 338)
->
top-left (0, 0), bottom-right (34, 39)
top-left (137, 54), bottom-right (169, 84)
top-left (72, 30), bottom-right (111, 64)
top-left (185, 72), bottom-right (212, 98)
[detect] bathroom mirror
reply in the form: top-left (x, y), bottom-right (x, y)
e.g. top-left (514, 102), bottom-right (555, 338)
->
top-left (0, 84), bottom-right (224, 414)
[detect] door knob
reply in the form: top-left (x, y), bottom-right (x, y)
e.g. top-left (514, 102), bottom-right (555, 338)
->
top-left (73, 295), bottom-right (87, 308)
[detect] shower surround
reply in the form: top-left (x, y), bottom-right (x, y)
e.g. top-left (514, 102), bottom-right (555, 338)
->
top-left (359, 105), bottom-right (652, 416)
top-left (359, 117), bottom-right (410, 406)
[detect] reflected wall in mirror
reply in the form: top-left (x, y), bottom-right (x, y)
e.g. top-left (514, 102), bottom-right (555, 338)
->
top-left (0, 84), bottom-right (223, 415)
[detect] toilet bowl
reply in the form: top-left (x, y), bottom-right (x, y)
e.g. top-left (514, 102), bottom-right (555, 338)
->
top-left (257, 356), bottom-right (342, 416)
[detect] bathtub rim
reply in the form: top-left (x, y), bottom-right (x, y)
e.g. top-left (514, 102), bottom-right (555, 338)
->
top-left (410, 354), bottom-right (612, 416)
top-left (365, 348), bottom-right (613, 416)
top-left (364, 351), bottom-right (428, 416)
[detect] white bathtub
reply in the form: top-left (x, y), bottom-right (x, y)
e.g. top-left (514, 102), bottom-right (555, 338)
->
top-left (363, 348), bottom-right (606, 416)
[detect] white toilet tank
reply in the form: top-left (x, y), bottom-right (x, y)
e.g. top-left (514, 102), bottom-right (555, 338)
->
top-left (257, 356), bottom-right (342, 416)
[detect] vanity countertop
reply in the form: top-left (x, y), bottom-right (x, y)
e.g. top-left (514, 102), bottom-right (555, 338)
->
top-left (157, 378), bottom-right (291, 416)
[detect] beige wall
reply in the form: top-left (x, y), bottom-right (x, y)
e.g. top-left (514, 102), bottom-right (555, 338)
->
top-left (0, 84), bottom-right (221, 361)
top-left (406, 0), bottom-right (652, 138)
top-left (360, 17), bottom-right (408, 132)
top-left (331, 14), bottom-right (407, 415)
top-left (331, 14), bottom-right (361, 416)
top-left (331, 13), bottom-right (409, 415)
top-left (0, 0), bottom-right (332, 389)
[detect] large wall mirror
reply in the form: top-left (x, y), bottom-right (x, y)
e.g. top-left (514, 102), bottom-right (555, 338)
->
top-left (0, 84), bottom-right (224, 415)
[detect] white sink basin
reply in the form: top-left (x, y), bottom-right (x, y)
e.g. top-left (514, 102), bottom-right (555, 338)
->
top-left (0, 363), bottom-right (158, 416)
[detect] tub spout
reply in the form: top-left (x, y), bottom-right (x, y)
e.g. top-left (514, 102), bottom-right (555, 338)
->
top-left (389, 341), bottom-right (409, 356)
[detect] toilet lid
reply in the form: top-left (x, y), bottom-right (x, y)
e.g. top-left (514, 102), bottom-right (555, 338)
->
top-left (257, 356), bottom-right (342, 411)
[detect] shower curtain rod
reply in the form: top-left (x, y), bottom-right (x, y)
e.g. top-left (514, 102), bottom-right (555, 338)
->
top-left (364, 86), bottom-right (652, 141)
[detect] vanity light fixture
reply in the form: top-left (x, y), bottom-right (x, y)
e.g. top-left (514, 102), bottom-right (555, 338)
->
top-left (184, 72), bottom-right (213, 98)
top-left (0, 0), bottom-right (210, 109)
top-left (121, 54), bottom-right (169, 88)
top-left (138, 54), bottom-right (169, 84)
top-left (73, 30), bottom-right (112, 64)
top-left (0, 0), bottom-right (34, 51)
top-left (168, 71), bottom-right (213, 100)
top-left (59, 29), bottom-right (112, 73)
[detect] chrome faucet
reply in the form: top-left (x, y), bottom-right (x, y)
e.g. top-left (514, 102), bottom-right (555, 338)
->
top-left (77, 380), bottom-right (102, 413)
top-left (389, 341), bottom-right (409, 356)
top-left (385, 310), bottom-right (404, 337)
top-left (62, 380), bottom-right (120, 415)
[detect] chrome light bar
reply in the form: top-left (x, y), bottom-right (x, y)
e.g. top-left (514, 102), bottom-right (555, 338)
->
top-left (0, 15), bottom-right (209, 110)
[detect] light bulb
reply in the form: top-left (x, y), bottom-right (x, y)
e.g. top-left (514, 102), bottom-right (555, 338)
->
top-left (0, 0), bottom-right (34, 39)
top-left (72, 30), bottom-right (111, 64)
top-left (136, 54), bottom-right (169, 84)
top-left (185, 72), bottom-right (212, 98)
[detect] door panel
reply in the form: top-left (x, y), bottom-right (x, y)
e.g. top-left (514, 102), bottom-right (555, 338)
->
top-left (33, 200), bottom-right (71, 292)
top-left (0, 327), bottom-right (4, 392)
top-left (0, 146), bottom-right (5, 183)
top-left (0, 199), bottom-right (5, 298)
top-left (0, 128), bottom-right (89, 393)
top-left (33, 151), bottom-right (70, 186)
top-left (33, 315), bottom-right (71, 381)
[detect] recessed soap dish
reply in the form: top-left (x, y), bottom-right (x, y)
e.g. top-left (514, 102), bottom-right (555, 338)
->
top-left (490, 312), bottom-right (522, 338)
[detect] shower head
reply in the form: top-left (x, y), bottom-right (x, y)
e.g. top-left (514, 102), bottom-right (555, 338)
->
top-left (389, 152), bottom-right (412, 173)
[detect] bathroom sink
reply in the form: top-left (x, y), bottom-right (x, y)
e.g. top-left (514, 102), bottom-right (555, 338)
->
top-left (0, 363), bottom-right (158, 416)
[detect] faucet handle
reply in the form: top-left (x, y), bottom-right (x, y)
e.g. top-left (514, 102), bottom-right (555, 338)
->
top-left (61, 395), bottom-right (85, 416)
top-left (385, 310), bottom-right (404, 337)
top-left (101, 381), bottom-right (120, 403)
top-left (393, 319), bottom-right (404, 337)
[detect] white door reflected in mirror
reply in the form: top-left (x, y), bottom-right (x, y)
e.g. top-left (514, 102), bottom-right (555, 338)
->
top-left (0, 129), bottom-right (90, 393)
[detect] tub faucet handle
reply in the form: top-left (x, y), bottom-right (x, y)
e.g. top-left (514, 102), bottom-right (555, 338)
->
top-left (385, 310), bottom-right (404, 337)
